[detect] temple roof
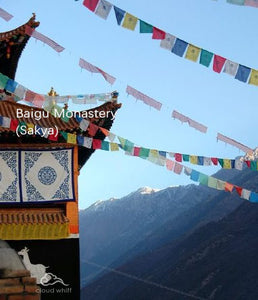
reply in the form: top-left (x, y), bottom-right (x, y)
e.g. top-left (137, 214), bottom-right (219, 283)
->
top-left (0, 14), bottom-right (39, 79)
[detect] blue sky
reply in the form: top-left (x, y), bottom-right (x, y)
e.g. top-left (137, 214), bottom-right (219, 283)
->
top-left (1, 0), bottom-right (257, 208)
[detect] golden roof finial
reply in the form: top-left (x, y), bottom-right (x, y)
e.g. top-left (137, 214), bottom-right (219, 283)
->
top-left (48, 87), bottom-right (58, 97)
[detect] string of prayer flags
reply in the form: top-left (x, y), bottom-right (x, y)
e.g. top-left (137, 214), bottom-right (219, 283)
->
top-left (81, 0), bottom-right (258, 89)
top-left (126, 85), bottom-right (162, 111)
top-left (172, 110), bottom-right (208, 133)
top-left (217, 132), bottom-right (252, 153)
top-left (79, 58), bottom-right (116, 84)
top-left (95, 0), bottom-right (112, 20)
top-left (25, 26), bottom-right (64, 53)
top-left (0, 7), bottom-right (13, 21)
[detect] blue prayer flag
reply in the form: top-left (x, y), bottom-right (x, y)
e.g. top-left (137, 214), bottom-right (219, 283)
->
top-left (235, 65), bottom-right (251, 83)
top-left (77, 135), bottom-right (84, 146)
top-left (250, 192), bottom-right (258, 203)
top-left (198, 156), bottom-right (204, 165)
top-left (113, 6), bottom-right (125, 25)
top-left (172, 39), bottom-right (188, 57)
top-left (5, 79), bottom-right (18, 93)
top-left (190, 170), bottom-right (200, 182)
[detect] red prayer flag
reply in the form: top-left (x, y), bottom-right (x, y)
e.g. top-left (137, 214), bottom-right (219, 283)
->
top-left (83, 0), bottom-right (100, 12)
top-left (213, 55), bottom-right (226, 73)
top-left (133, 147), bottom-right (140, 156)
top-left (152, 27), bottom-right (166, 40)
top-left (235, 186), bottom-right (243, 196)
top-left (88, 123), bottom-right (99, 136)
top-left (174, 153), bottom-right (182, 162)
top-left (211, 157), bottom-right (218, 165)
top-left (10, 119), bottom-right (19, 131)
top-left (245, 160), bottom-right (251, 168)
top-left (48, 129), bottom-right (59, 141)
top-left (92, 139), bottom-right (101, 149)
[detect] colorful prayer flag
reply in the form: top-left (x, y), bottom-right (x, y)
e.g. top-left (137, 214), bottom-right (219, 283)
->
top-left (152, 27), bottom-right (166, 39)
top-left (199, 173), bottom-right (209, 186)
top-left (213, 55), bottom-right (226, 73)
top-left (5, 79), bottom-right (18, 93)
top-left (139, 20), bottom-right (153, 33)
top-left (92, 139), bottom-right (102, 149)
top-left (250, 192), bottom-right (258, 202)
top-left (113, 6), bottom-right (125, 25)
top-left (245, 0), bottom-right (258, 7)
top-left (122, 13), bottom-right (138, 31)
top-left (139, 147), bottom-right (150, 158)
top-left (190, 170), bottom-right (200, 181)
top-left (83, 0), bottom-right (100, 12)
top-left (225, 182), bottom-right (234, 192)
top-left (241, 189), bottom-right (251, 200)
top-left (190, 155), bottom-right (198, 165)
top-left (0, 73), bottom-right (8, 89)
top-left (199, 49), bottom-right (213, 67)
top-left (101, 140), bottom-right (110, 150)
top-left (235, 65), bottom-right (251, 83)
top-left (175, 153), bottom-right (182, 162)
top-left (110, 142), bottom-right (119, 151)
top-left (208, 177), bottom-right (217, 188)
top-left (160, 33), bottom-right (176, 50)
top-left (95, 0), bottom-right (112, 19)
top-left (174, 162), bottom-right (183, 174)
top-left (0, 8), bottom-right (13, 21)
top-left (172, 39), bottom-right (188, 57)
top-left (185, 44), bottom-right (201, 62)
top-left (223, 60), bottom-right (239, 76)
top-left (166, 159), bottom-right (174, 171)
top-left (67, 133), bottom-right (77, 144)
top-left (248, 69), bottom-right (258, 86)
top-left (227, 0), bottom-right (245, 5)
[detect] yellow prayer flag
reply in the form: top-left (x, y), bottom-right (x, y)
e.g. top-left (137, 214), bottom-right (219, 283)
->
top-left (149, 149), bottom-right (158, 157)
top-left (67, 133), bottom-right (77, 144)
top-left (223, 159), bottom-right (232, 169)
top-left (110, 142), bottom-right (119, 151)
top-left (190, 155), bottom-right (198, 164)
top-left (248, 69), bottom-right (258, 86)
top-left (185, 44), bottom-right (201, 62)
top-left (122, 13), bottom-right (138, 31)
top-left (27, 123), bottom-right (34, 130)
top-left (217, 180), bottom-right (225, 191)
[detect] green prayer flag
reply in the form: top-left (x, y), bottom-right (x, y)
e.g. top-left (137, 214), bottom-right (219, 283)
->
top-left (18, 121), bottom-right (27, 133)
top-left (218, 159), bottom-right (224, 167)
top-left (227, 0), bottom-right (244, 5)
top-left (208, 176), bottom-right (217, 188)
top-left (198, 173), bottom-right (209, 186)
top-left (118, 136), bottom-right (126, 148)
top-left (183, 154), bottom-right (189, 161)
top-left (124, 139), bottom-right (134, 152)
top-left (62, 109), bottom-right (70, 123)
top-left (101, 140), bottom-right (109, 151)
top-left (0, 73), bottom-right (9, 89)
top-left (139, 147), bottom-right (150, 158)
top-left (251, 161), bottom-right (257, 171)
top-left (200, 49), bottom-right (213, 67)
top-left (60, 131), bottom-right (68, 140)
top-left (139, 20), bottom-right (153, 33)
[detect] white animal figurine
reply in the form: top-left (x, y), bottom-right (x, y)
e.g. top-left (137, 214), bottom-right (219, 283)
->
top-left (18, 247), bottom-right (49, 284)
